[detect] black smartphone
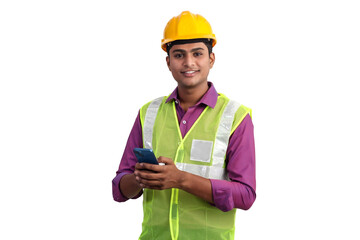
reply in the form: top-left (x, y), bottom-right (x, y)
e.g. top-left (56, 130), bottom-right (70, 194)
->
top-left (133, 148), bottom-right (159, 165)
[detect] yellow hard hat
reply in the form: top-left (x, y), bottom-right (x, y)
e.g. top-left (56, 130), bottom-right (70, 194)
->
top-left (161, 11), bottom-right (217, 52)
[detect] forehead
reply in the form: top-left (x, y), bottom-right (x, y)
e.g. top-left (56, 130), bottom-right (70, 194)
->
top-left (169, 42), bottom-right (208, 53)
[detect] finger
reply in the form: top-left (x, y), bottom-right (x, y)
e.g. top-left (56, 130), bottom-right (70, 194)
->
top-left (139, 179), bottom-right (164, 189)
top-left (141, 162), bottom-right (165, 172)
top-left (135, 163), bottom-right (145, 170)
top-left (135, 163), bottom-right (156, 171)
top-left (157, 156), bottom-right (174, 165)
top-left (136, 171), bottom-right (161, 180)
top-left (135, 169), bottom-right (154, 176)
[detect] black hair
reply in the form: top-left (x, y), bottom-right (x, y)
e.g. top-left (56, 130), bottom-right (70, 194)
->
top-left (166, 38), bottom-right (213, 56)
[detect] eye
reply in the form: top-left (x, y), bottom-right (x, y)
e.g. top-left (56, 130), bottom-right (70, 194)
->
top-left (193, 52), bottom-right (203, 57)
top-left (173, 53), bottom-right (183, 59)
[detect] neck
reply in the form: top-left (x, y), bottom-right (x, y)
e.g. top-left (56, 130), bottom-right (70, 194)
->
top-left (177, 82), bottom-right (209, 112)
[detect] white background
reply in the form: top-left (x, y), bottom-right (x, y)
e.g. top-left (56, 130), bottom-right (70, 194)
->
top-left (1, 0), bottom-right (359, 239)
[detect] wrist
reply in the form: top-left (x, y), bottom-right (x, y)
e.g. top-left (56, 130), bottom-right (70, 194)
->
top-left (178, 171), bottom-right (190, 190)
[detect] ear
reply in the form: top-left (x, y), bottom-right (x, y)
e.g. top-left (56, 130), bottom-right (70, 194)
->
top-left (209, 52), bottom-right (215, 69)
top-left (166, 56), bottom-right (171, 71)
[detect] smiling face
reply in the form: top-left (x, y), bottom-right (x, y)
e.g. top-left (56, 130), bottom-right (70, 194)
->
top-left (166, 42), bottom-right (215, 90)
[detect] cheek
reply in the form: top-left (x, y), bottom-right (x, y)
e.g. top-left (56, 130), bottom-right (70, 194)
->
top-left (200, 62), bottom-right (211, 71)
top-left (169, 62), bottom-right (181, 72)
top-left (168, 65), bottom-right (180, 78)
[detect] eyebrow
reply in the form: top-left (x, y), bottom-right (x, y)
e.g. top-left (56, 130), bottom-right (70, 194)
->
top-left (172, 47), bottom-right (205, 54)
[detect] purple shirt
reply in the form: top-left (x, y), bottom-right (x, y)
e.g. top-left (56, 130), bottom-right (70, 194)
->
top-left (112, 82), bottom-right (256, 211)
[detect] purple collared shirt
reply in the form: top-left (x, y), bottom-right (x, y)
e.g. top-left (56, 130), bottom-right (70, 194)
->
top-left (112, 82), bottom-right (256, 211)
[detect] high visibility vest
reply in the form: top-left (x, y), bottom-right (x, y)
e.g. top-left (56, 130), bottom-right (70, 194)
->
top-left (138, 93), bottom-right (251, 240)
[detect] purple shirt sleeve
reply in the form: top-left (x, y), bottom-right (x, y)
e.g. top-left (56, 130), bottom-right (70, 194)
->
top-left (112, 112), bottom-right (143, 202)
top-left (210, 114), bottom-right (256, 212)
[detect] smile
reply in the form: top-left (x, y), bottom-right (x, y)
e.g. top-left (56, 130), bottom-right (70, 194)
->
top-left (181, 70), bottom-right (199, 77)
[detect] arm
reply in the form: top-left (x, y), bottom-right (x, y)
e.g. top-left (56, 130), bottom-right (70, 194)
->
top-left (112, 112), bottom-right (143, 202)
top-left (211, 114), bottom-right (256, 211)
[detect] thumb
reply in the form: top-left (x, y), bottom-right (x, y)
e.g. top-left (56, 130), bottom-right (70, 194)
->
top-left (157, 156), bottom-right (174, 165)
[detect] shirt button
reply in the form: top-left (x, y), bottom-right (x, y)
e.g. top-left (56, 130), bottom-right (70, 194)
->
top-left (182, 120), bottom-right (187, 124)
top-left (175, 100), bottom-right (179, 104)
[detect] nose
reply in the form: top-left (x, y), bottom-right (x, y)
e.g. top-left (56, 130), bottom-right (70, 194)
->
top-left (183, 54), bottom-right (195, 67)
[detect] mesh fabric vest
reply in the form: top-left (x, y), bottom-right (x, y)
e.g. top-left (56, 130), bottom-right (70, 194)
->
top-left (138, 93), bottom-right (251, 240)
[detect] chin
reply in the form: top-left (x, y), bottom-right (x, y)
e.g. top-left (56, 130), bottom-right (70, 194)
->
top-left (177, 78), bottom-right (206, 88)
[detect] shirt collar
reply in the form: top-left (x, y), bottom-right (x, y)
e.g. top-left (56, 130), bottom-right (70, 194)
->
top-left (166, 81), bottom-right (218, 109)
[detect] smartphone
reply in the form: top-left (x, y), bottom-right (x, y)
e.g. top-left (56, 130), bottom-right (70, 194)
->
top-left (133, 148), bottom-right (159, 165)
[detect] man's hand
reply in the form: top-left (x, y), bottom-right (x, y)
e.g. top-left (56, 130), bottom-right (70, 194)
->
top-left (134, 157), bottom-right (184, 190)
top-left (135, 156), bottom-right (214, 204)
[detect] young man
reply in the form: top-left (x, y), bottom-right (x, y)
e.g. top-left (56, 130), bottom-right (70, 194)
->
top-left (112, 11), bottom-right (256, 240)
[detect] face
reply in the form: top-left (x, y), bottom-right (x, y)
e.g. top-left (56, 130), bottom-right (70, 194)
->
top-left (166, 42), bottom-right (215, 90)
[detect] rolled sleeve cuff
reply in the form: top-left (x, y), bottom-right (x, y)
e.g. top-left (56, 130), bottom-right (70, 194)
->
top-left (210, 179), bottom-right (234, 212)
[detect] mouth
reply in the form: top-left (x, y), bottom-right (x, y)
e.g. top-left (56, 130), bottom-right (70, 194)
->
top-left (181, 70), bottom-right (199, 77)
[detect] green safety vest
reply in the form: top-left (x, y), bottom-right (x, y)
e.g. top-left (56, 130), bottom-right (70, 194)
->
top-left (138, 93), bottom-right (251, 240)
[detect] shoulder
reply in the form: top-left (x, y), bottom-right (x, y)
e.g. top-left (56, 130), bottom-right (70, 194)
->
top-left (139, 96), bottom-right (167, 123)
top-left (232, 103), bottom-right (252, 135)
top-left (218, 94), bottom-right (252, 134)
top-left (217, 94), bottom-right (252, 117)
top-left (140, 96), bottom-right (166, 110)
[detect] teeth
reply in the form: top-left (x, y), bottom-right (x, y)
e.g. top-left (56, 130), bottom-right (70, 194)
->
top-left (185, 71), bottom-right (195, 73)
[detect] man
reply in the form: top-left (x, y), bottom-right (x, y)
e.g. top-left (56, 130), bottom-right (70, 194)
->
top-left (112, 11), bottom-right (256, 240)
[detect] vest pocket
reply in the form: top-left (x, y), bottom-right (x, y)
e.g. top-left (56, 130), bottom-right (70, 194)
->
top-left (190, 139), bottom-right (213, 163)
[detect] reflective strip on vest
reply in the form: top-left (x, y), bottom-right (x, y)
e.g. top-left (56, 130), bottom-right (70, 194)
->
top-left (175, 162), bottom-right (227, 180)
top-left (210, 100), bottom-right (241, 179)
top-left (143, 97), bottom-right (163, 149)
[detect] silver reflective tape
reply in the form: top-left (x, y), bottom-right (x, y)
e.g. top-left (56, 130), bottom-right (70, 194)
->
top-left (176, 162), bottom-right (227, 180)
top-left (211, 100), bottom-right (240, 174)
top-left (143, 97), bottom-right (163, 149)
